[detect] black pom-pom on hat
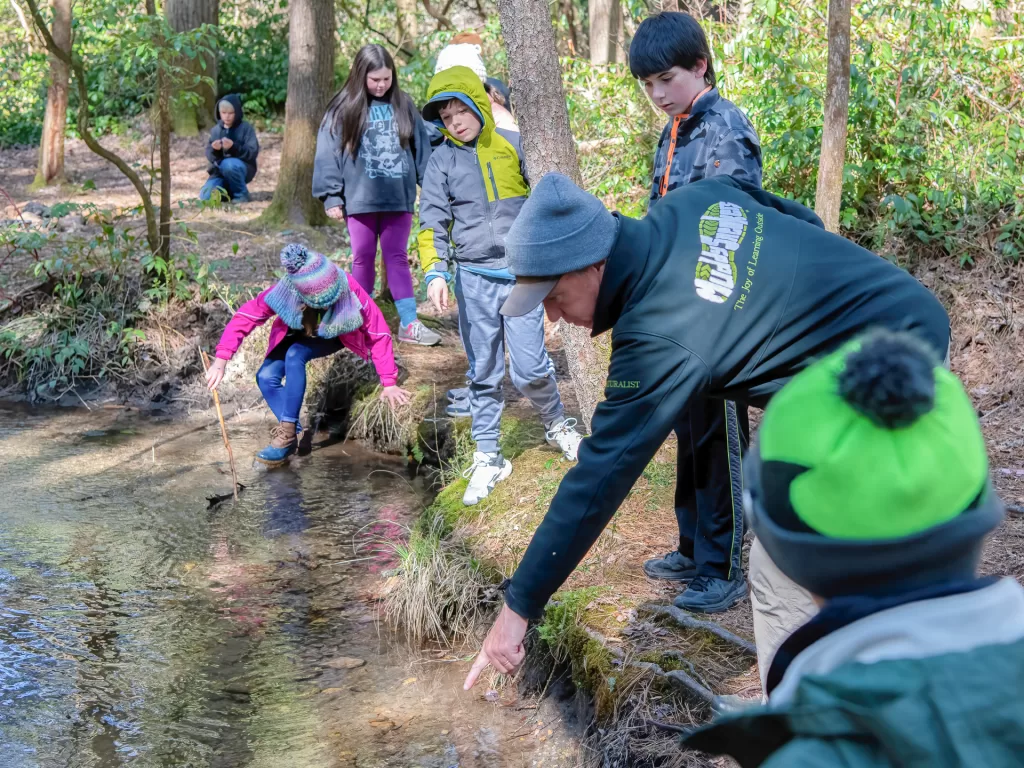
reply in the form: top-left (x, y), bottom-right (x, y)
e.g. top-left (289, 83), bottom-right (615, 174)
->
top-left (837, 331), bottom-right (939, 429)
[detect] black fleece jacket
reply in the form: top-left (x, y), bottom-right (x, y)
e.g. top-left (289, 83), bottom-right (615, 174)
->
top-left (503, 177), bottom-right (951, 620)
top-left (206, 94), bottom-right (259, 182)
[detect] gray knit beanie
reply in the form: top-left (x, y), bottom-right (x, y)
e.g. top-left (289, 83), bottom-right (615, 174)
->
top-left (500, 173), bottom-right (619, 317)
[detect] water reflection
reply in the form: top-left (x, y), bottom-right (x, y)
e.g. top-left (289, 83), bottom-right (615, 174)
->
top-left (0, 411), bottom-right (406, 768)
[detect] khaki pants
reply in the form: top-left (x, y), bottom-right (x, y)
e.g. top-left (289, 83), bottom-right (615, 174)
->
top-left (748, 537), bottom-right (818, 694)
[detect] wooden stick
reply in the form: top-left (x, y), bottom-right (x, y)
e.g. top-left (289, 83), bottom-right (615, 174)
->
top-left (200, 349), bottom-right (239, 501)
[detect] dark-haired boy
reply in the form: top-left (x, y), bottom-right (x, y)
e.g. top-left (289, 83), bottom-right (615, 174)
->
top-left (629, 12), bottom-right (764, 613)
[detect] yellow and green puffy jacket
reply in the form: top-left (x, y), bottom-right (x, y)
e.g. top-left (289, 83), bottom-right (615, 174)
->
top-left (417, 66), bottom-right (530, 278)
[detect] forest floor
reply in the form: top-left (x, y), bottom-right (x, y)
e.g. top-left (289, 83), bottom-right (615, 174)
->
top-left (2, 133), bottom-right (1024, 765)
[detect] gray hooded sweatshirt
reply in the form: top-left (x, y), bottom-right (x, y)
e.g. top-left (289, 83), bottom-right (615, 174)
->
top-left (313, 98), bottom-right (433, 216)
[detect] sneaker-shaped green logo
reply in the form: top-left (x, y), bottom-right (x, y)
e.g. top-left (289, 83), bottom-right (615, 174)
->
top-left (695, 202), bottom-right (748, 304)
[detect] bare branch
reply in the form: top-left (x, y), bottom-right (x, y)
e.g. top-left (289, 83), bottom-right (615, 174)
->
top-left (337, 0), bottom-right (415, 58)
top-left (24, 0), bottom-right (160, 254)
top-left (421, 0), bottom-right (453, 30)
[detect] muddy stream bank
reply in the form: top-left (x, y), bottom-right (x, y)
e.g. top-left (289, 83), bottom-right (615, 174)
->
top-left (0, 404), bottom-right (582, 768)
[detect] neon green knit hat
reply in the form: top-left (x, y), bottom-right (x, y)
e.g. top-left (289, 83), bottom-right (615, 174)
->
top-left (746, 330), bottom-right (1004, 597)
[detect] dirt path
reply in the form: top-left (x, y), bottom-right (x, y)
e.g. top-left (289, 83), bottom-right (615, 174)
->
top-left (2, 129), bottom-right (349, 288)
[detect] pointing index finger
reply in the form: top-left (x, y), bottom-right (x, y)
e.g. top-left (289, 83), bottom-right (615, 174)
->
top-left (463, 649), bottom-right (490, 690)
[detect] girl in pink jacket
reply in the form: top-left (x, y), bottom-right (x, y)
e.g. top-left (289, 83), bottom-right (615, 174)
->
top-left (206, 244), bottom-right (410, 464)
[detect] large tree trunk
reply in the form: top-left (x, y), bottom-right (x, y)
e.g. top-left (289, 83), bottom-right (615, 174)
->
top-left (814, 0), bottom-right (851, 233)
top-left (396, 0), bottom-right (418, 53)
top-left (589, 0), bottom-right (621, 66)
top-left (498, 0), bottom-right (605, 432)
top-left (33, 0), bottom-right (71, 188)
top-left (261, 0), bottom-right (335, 227)
top-left (165, 0), bottom-right (219, 136)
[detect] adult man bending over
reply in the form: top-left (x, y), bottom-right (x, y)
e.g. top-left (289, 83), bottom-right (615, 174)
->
top-left (462, 172), bottom-right (950, 689)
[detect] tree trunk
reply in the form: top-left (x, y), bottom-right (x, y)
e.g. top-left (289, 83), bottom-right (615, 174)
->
top-left (33, 0), bottom-right (71, 188)
top-left (589, 0), bottom-right (620, 66)
top-left (149, 0), bottom-right (172, 261)
top-left (498, 0), bottom-right (605, 432)
top-left (396, 0), bottom-right (418, 53)
top-left (261, 0), bottom-right (335, 227)
top-left (26, 0), bottom-right (160, 253)
top-left (814, 0), bottom-right (851, 233)
top-left (165, 0), bottom-right (219, 136)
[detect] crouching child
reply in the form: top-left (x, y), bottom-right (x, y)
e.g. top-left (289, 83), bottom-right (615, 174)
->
top-left (417, 65), bottom-right (582, 506)
top-left (202, 94), bottom-right (259, 203)
top-left (206, 244), bottom-right (410, 465)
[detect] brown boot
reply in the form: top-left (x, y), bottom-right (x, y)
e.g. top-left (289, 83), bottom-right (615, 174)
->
top-left (255, 421), bottom-right (298, 464)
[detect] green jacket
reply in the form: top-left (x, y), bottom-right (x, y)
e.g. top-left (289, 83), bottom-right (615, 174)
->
top-left (686, 579), bottom-right (1024, 767)
top-left (417, 66), bottom-right (530, 277)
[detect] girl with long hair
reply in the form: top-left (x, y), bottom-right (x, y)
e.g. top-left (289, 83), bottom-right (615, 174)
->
top-left (313, 44), bottom-right (440, 346)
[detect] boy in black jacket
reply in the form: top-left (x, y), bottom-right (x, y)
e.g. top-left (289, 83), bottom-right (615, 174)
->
top-left (629, 12), bottom-right (764, 612)
top-left (201, 94), bottom-right (259, 203)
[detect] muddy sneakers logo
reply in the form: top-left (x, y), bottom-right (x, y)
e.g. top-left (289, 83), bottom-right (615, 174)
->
top-left (695, 202), bottom-right (748, 304)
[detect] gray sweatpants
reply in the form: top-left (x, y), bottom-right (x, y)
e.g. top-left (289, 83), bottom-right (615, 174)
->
top-left (455, 269), bottom-right (564, 454)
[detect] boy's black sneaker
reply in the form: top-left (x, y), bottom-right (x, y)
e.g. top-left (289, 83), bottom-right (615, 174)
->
top-left (643, 550), bottom-right (699, 581)
top-left (673, 575), bottom-right (748, 614)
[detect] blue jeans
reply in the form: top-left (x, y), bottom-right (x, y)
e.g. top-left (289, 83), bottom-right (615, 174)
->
top-left (255, 336), bottom-right (342, 423)
top-left (200, 158), bottom-right (251, 202)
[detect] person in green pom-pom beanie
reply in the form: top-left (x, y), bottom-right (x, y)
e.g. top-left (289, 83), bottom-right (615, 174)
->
top-left (684, 330), bottom-right (1024, 768)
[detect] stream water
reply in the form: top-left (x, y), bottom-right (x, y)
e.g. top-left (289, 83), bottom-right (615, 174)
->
top-left (0, 405), bottom-right (580, 768)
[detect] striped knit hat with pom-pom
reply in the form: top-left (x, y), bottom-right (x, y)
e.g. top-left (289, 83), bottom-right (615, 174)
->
top-left (264, 244), bottom-right (363, 338)
top-left (279, 243), bottom-right (342, 309)
top-left (744, 329), bottom-right (1004, 600)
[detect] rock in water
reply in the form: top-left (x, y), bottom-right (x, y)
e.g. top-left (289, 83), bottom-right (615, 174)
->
top-left (324, 656), bottom-right (365, 670)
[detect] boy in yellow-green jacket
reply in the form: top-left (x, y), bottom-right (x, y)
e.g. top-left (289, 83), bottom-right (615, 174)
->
top-left (418, 66), bottom-right (582, 506)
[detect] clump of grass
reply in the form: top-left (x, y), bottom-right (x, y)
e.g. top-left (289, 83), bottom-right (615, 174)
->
top-left (381, 512), bottom-right (502, 645)
top-left (347, 384), bottom-right (431, 454)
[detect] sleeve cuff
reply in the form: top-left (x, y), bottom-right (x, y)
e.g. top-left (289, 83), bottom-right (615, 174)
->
top-left (502, 583), bottom-right (543, 621)
top-left (379, 376), bottom-right (398, 387)
top-left (425, 270), bottom-right (451, 284)
top-left (215, 349), bottom-right (233, 361)
top-left (323, 195), bottom-right (344, 211)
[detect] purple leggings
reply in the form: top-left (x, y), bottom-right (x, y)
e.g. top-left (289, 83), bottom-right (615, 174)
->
top-left (346, 212), bottom-right (415, 301)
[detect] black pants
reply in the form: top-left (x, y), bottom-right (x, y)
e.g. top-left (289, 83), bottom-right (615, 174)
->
top-left (673, 398), bottom-right (748, 581)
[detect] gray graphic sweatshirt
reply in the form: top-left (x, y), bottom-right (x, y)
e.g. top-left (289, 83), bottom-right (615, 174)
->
top-left (313, 99), bottom-right (433, 216)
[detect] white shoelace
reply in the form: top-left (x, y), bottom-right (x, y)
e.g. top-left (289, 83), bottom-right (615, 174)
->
top-left (462, 454), bottom-right (494, 479)
top-left (545, 417), bottom-right (579, 441)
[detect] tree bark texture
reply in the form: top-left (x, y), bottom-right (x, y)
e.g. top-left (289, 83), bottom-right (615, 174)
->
top-left (34, 0), bottom-right (71, 187)
top-left (165, 0), bottom-right (219, 136)
top-left (262, 0), bottom-right (335, 227)
top-left (589, 0), bottom-right (621, 65)
top-left (498, 0), bottom-right (605, 433)
top-left (814, 0), bottom-right (851, 233)
top-left (396, 0), bottom-right (418, 51)
top-left (149, 0), bottom-right (172, 260)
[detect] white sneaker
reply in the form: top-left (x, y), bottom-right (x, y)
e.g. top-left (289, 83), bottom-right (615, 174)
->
top-left (462, 451), bottom-right (512, 506)
top-left (545, 417), bottom-right (583, 461)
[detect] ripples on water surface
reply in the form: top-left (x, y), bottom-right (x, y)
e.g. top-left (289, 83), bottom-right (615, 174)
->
top-left (0, 405), bottom-right (535, 768)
